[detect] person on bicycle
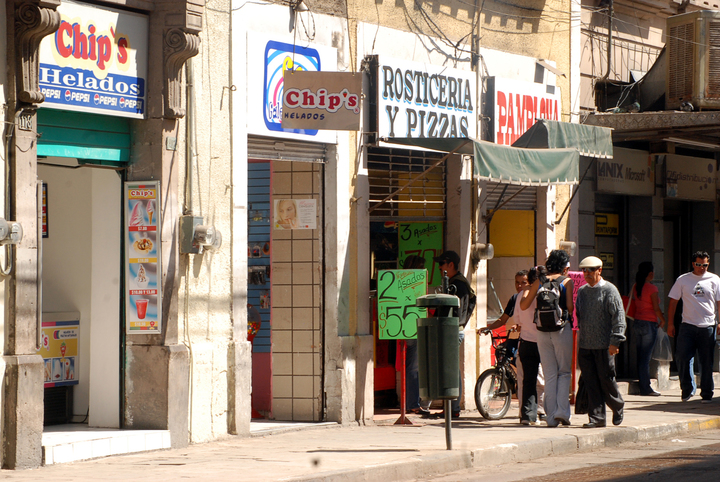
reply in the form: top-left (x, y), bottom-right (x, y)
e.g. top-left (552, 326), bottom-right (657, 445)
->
top-left (485, 270), bottom-right (528, 360)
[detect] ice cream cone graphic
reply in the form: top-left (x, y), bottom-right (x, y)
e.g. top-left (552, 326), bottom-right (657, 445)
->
top-left (147, 200), bottom-right (155, 225)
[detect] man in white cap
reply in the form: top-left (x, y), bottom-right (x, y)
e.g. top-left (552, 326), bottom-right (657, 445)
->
top-left (575, 256), bottom-right (627, 428)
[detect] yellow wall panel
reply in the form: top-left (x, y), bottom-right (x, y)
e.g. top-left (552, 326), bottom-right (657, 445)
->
top-left (489, 210), bottom-right (535, 257)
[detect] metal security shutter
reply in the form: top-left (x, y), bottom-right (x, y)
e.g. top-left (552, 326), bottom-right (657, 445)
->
top-left (367, 146), bottom-right (446, 220)
top-left (483, 181), bottom-right (537, 211)
top-left (248, 135), bottom-right (326, 162)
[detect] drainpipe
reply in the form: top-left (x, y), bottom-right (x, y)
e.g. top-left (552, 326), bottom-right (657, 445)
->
top-left (601, 0), bottom-right (613, 80)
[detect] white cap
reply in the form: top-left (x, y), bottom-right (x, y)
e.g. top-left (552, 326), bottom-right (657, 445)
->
top-left (579, 256), bottom-right (603, 269)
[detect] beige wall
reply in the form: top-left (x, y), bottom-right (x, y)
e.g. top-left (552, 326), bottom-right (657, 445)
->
top-left (175, 0), bottom-right (236, 443)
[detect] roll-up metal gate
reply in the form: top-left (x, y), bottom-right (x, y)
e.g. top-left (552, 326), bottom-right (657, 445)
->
top-left (483, 181), bottom-right (537, 212)
top-left (367, 146), bottom-right (447, 221)
top-left (248, 135), bottom-right (327, 163)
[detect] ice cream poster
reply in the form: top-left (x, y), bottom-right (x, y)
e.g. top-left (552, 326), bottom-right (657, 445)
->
top-left (274, 199), bottom-right (317, 230)
top-left (38, 319), bottom-right (79, 387)
top-left (124, 182), bottom-right (162, 334)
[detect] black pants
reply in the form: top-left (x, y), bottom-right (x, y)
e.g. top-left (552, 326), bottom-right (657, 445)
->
top-left (519, 339), bottom-right (540, 422)
top-left (577, 348), bottom-right (624, 424)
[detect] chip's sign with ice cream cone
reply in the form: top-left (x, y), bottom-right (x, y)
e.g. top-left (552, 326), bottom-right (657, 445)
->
top-left (124, 181), bottom-right (162, 333)
top-left (282, 71), bottom-right (362, 131)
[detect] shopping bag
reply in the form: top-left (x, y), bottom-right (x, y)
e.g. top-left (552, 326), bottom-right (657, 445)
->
top-left (574, 375), bottom-right (589, 414)
top-left (652, 328), bottom-right (673, 362)
top-left (622, 284), bottom-right (636, 321)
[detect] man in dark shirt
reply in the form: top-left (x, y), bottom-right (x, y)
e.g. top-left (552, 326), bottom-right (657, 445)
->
top-left (433, 250), bottom-right (476, 418)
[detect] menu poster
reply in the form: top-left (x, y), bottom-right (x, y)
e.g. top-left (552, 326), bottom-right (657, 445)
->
top-left (124, 181), bottom-right (162, 334)
top-left (377, 269), bottom-right (428, 340)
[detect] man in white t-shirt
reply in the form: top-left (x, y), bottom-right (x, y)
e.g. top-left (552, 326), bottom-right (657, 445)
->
top-left (668, 251), bottom-right (720, 403)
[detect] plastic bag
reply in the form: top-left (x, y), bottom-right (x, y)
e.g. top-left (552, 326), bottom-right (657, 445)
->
top-left (652, 328), bottom-right (673, 361)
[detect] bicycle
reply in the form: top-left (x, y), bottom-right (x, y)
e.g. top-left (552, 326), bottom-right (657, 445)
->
top-left (475, 328), bottom-right (518, 420)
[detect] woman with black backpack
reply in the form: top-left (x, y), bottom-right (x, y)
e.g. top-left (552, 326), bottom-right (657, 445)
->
top-left (520, 249), bottom-right (574, 427)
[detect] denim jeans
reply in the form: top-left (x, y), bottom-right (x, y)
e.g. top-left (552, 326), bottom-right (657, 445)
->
top-left (451, 330), bottom-right (465, 414)
top-left (405, 339), bottom-right (420, 410)
top-left (537, 325), bottom-right (573, 425)
top-left (632, 320), bottom-right (658, 394)
top-left (676, 323), bottom-right (716, 400)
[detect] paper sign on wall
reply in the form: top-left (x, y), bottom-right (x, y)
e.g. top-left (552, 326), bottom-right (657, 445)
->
top-left (274, 199), bottom-right (317, 230)
top-left (124, 181), bottom-right (162, 334)
top-left (38, 313), bottom-right (79, 388)
top-left (377, 269), bottom-right (428, 340)
top-left (398, 222), bottom-right (444, 286)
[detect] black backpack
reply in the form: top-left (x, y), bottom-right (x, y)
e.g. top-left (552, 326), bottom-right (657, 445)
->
top-left (534, 276), bottom-right (568, 332)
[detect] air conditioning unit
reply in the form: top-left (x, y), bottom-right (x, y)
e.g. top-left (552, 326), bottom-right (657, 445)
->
top-left (666, 11), bottom-right (720, 110)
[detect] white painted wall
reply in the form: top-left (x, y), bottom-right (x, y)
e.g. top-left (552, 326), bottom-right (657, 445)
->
top-left (38, 162), bottom-right (120, 426)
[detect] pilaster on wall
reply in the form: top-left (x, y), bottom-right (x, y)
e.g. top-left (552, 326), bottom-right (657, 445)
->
top-left (123, 0), bottom-right (202, 446)
top-left (3, 0), bottom-right (60, 469)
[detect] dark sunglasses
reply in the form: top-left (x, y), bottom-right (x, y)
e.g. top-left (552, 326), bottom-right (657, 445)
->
top-left (582, 267), bottom-right (599, 273)
top-left (438, 261), bottom-right (448, 266)
top-left (694, 262), bottom-right (710, 268)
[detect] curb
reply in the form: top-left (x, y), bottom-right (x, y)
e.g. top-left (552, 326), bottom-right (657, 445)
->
top-left (282, 415), bottom-right (720, 482)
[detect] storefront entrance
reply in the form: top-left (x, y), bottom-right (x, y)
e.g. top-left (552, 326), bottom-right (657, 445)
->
top-left (248, 155), bottom-right (325, 422)
top-left (37, 109), bottom-right (127, 428)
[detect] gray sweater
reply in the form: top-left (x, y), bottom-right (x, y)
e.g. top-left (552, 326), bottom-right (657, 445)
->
top-left (576, 280), bottom-right (627, 350)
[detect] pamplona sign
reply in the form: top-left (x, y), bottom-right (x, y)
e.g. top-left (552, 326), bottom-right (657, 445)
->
top-left (376, 57), bottom-right (476, 139)
top-left (38, 0), bottom-right (148, 118)
top-left (489, 77), bottom-right (561, 146)
top-left (282, 71), bottom-right (361, 131)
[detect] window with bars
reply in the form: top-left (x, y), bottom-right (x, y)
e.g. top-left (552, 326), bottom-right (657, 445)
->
top-left (367, 147), bottom-right (447, 220)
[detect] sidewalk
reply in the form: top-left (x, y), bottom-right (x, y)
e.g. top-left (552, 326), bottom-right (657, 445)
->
top-left (4, 386), bottom-right (720, 481)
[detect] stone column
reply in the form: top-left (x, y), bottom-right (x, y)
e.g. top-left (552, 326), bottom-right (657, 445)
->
top-left (122, 2), bottom-right (200, 448)
top-left (3, 0), bottom-right (60, 469)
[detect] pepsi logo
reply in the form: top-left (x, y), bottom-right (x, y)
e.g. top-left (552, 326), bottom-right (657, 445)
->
top-left (64, 90), bottom-right (71, 101)
top-left (94, 94), bottom-right (100, 105)
top-left (120, 97), bottom-right (125, 107)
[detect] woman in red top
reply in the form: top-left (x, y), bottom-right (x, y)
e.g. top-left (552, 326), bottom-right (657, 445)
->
top-left (631, 262), bottom-right (667, 396)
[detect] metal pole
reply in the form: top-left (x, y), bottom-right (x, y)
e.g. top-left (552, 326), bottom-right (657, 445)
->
top-left (444, 399), bottom-right (452, 450)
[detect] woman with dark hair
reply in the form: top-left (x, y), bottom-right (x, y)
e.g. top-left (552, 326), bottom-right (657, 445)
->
top-left (630, 261), bottom-right (666, 396)
top-left (515, 266), bottom-right (545, 424)
top-left (521, 249), bottom-right (574, 427)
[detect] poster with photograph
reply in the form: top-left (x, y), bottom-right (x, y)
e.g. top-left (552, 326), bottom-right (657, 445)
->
top-left (124, 182), bottom-right (162, 334)
top-left (274, 199), bottom-right (317, 230)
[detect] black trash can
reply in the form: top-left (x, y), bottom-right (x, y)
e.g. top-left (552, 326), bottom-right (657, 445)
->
top-left (416, 294), bottom-right (460, 401)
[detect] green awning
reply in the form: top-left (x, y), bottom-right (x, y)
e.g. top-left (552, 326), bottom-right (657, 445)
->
top-left (512, 119), bottom-right (614, 158)
top-left (37, 109), bottom-right (131, 165)
top-left (473, 139), bottom-right (579, 185)
top-left (380, 136), bottom-right (580, 186)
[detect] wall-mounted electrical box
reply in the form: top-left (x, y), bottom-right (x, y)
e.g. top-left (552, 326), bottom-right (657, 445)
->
top-left (179, 215), bottom-right (222, 254)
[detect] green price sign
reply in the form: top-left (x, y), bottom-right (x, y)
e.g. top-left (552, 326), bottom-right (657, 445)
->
top-left (398, 222), bottom-right (444, 287)
top-left (377, 269), bottom-right (428, 340)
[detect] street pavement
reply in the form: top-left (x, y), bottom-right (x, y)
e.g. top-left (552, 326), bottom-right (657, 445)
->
top-left (2, 386), bottom-right (720, 481)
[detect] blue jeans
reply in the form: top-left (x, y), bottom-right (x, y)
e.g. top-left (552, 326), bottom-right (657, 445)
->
top-left (537, 325), bottom-right (573, 425)
top-left (632, 320), bottom-right (658, 394)
top-left (676, 323), bottom-right (716, 400)
top-left (405, 339), bottom-right (420, 410)
top-left (452, 330), bottom-right (465, 414)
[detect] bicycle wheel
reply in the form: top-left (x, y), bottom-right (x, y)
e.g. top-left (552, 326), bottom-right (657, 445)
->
top-left (475, 368), bottom-right (512, 420)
